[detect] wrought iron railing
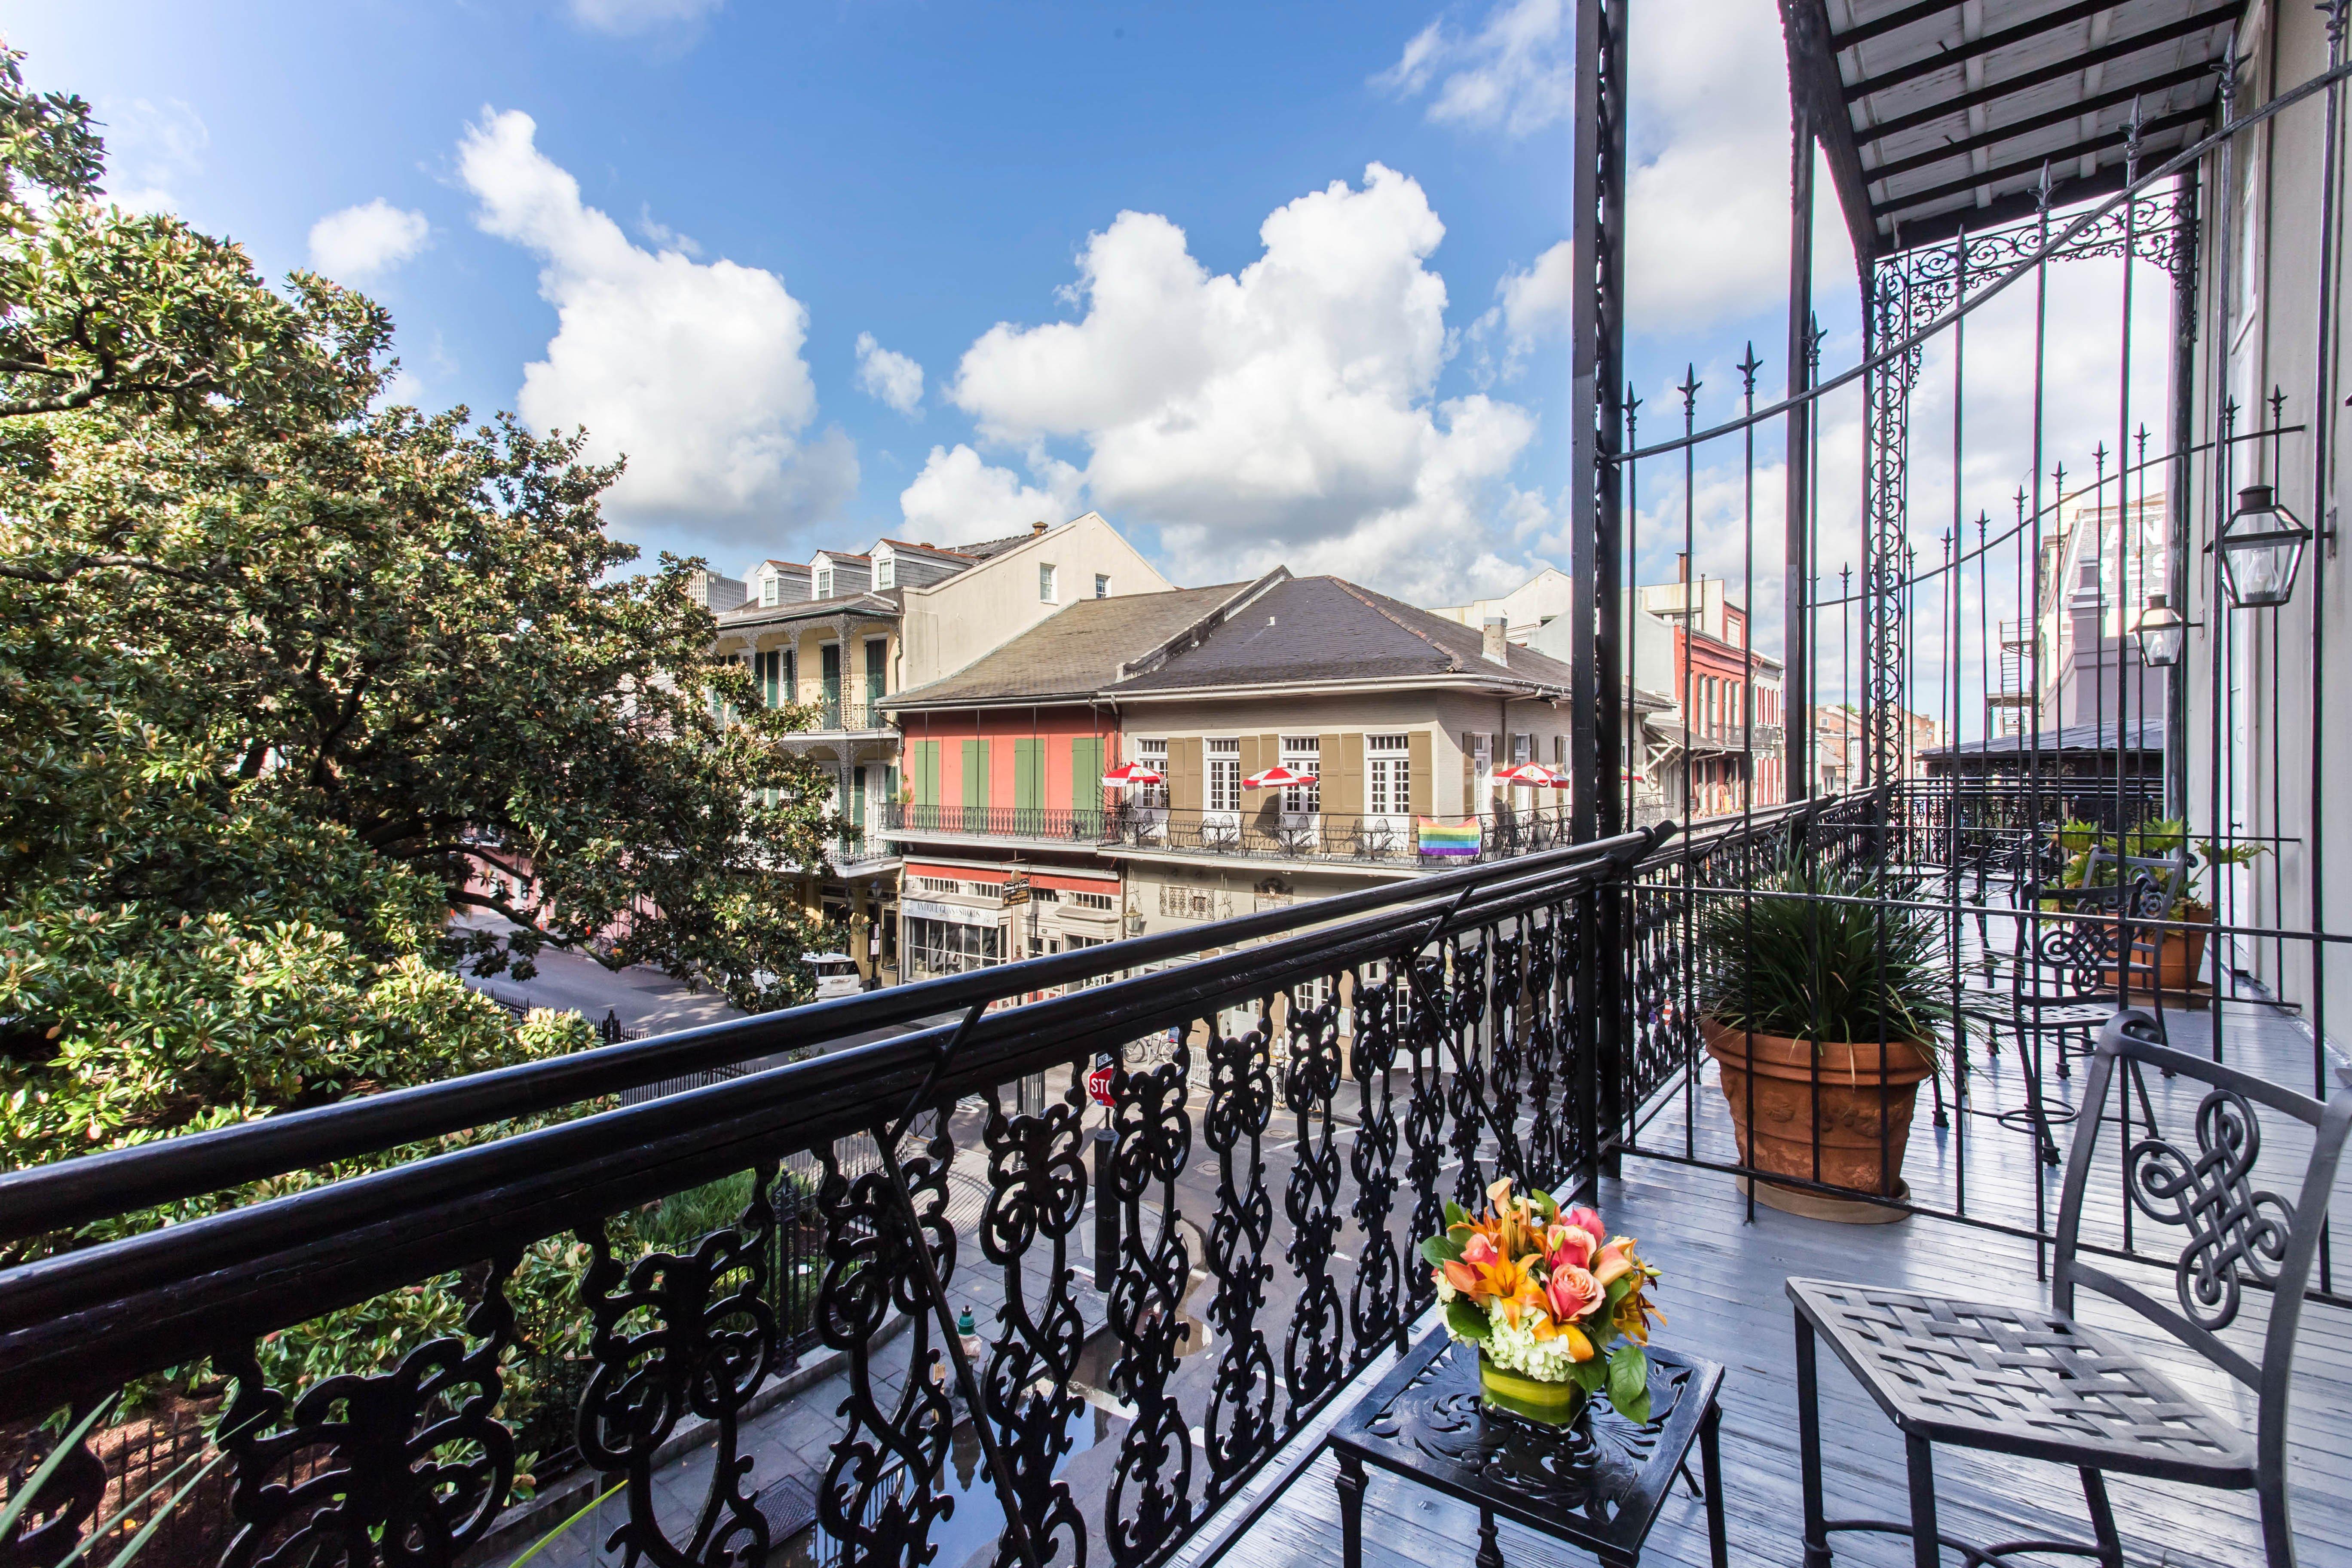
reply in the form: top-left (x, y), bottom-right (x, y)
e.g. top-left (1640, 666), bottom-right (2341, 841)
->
top-left (883, 802), bottom-right (1110, 842)
top-left (0, 821), bottom-right (1688, 1568)
top-left (781, 696), bottom-right (888, 732)
top-left (881, 801), bottom-right (1577, 867)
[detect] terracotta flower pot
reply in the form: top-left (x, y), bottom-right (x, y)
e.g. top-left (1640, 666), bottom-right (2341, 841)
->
top-left (2100, 903), bottom-right (2211, 995)
top-left (1700, 1017), bottom-right (1935, 1201)
top-left (2159, 903), bottom-right (2212, 992)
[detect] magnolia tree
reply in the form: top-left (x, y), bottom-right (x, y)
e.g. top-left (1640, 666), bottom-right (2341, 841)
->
top-left (0, 48), bottom-right (838, 1184)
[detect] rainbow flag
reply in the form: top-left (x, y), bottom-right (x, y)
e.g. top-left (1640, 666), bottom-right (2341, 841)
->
top-left (1416, 816), bottom-right (1482, 857)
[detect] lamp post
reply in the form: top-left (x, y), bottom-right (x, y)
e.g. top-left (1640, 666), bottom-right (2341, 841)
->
top-left (2214, 484), bottom-right (2312, 608)
top-left (2133, 592), bottom-right (2186, 667)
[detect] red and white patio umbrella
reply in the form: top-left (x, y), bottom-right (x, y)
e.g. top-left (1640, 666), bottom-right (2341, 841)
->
top-left (1101, 761), bottom-right (1166, 787)
top-left (1491, 762), bottom-right (1570, 788)
top-left (1242, 764), bottom-right (1317, 789)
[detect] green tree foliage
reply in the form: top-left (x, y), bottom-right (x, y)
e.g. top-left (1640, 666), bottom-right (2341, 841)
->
top-left (0, 43), bottom-right (840, 1184)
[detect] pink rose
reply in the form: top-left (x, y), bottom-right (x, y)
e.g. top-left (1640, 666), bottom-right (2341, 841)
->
top-left (1544, 1222), bottom-right (1595, 1272)
top-left (1592, 1238), bottom-right (1638, 1288)
top-left (1545, 1263), bottom-right (1603, 1323)
top-left (1564, 1205), bottom-right (1607, 1247)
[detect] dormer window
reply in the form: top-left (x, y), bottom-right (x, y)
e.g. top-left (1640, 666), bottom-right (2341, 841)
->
top-left (815, 568), bottom-right (833, 598)
top-left (875, 557), bottom-right (894, 588)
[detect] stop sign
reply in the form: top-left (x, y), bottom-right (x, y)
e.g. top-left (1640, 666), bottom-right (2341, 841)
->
top-left (1086, 1065), bottom-right (1117, 1106)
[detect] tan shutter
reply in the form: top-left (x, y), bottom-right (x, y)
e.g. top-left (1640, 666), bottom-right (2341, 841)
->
top-left (1239, 734), bottom-right (1264, 793)
top-left (1408, 730), bottom-right (1433, 815)
top-left (1168, 737), bottom-right (1202, 811)
top-left (1461, 731), bottom-right (1475, 816)
top-left (1329, 731), bottom-right (1362, 817)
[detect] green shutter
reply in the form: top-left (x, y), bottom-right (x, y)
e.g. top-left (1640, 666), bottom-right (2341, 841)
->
top-left (1071, 737), bottom-right (1104, 834)
top-left (851, 766), bottom-right (867, 834)
top-left (1014, 738), bottom-right (1043, 819)
top-left (865, 639), bottom-right (887, 705)
top-left (962, 738), bottom-right (990, 821)
top-left (915, 742), bottom-right (940, 807)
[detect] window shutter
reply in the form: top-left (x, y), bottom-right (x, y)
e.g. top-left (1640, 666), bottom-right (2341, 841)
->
top-left (1238, 734), bottom-right (1264, 790)
top-left (1014, 739), bottom-right (1042, 812)
top-left (1461, 731), bottom-right (1475, 815)
top-left (962, 739), bottom-right (990, 811)
top-left (1168, 737), bottom-right (1203, 812)
top-left (1071, 736), bottom-right (1103, 827)
top-left (1329, 732), bottom-right (1361, 817)
top-left (1407, 730), bottom-right (1433, 815)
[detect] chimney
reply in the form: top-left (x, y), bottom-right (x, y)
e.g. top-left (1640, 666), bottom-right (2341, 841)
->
top-left (1031, 520), bottom-right (1048, 535)
top-left (1677, 551), bottom-right (1690, 585)
top-left (1482, 616), bottom-right (1510, 665)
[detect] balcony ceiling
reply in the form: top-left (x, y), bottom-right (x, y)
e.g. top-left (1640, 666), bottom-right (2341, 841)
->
top-left (1788, 0), bottom-right (2243, 259)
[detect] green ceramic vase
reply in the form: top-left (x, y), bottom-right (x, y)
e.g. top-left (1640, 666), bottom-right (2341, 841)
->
top-left (1477, 1351), bottom-right (1588, 1425)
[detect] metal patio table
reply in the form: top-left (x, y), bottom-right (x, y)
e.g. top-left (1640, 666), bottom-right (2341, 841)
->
top-left (1329, 1327), bottom-right (1727, 1568)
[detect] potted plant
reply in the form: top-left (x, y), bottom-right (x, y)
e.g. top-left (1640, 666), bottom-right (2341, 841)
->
top-left (2049, 817), bottom-right (2265, 992)
top-left (1422, 1181), bottom-right (1662, 1425)
top-left (1696, 861), bottom-right (1952, 1213)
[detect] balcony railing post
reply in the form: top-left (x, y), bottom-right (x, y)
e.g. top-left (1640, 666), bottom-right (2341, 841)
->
top-left (1092, 1120), bottom-right (1119, 1295)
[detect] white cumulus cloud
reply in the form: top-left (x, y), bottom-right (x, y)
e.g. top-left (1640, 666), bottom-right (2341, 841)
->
top-left (855, 333), bottom-right (925, 416)
top-left (899, 444), bottom-right (1083, 541)
top-left (308, 199), bottom-right (431, 280)
top-left (1372, 0), bottom-right (1571, 137)
top-left (940, 163), bottom-right (1544, 602)
top-left (568, 0), bottom-right (722, 36)
top-left (1385, 0), bottom-right (1797, 334)
top-left (455, 108), bottom-right (854, 539)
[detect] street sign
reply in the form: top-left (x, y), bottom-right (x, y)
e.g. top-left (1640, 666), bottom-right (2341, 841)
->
top-left (1086, 1064), bottom-right (1116, 1106)
top-left (1002, 885), bottom-right (1029, 906)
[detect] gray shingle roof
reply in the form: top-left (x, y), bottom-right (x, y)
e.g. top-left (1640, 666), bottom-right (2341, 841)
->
top-left (1104, 576), bottom-right (1578, 694)
top-left (885, 584), bottom-right (1248, 707)
top-left (714, 590), bottom-right (900, 628)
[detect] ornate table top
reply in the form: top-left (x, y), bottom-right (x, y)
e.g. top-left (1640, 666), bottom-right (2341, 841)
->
top-left (1330, 1328), bottom-right (1723, 1559)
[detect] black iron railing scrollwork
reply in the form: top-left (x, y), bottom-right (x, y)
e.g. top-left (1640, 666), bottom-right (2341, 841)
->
top-left (0, 821), bottom-right (1710, 1568)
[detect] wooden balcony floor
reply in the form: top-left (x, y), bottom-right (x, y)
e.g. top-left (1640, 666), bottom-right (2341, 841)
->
top-left (1194, 992), bottom-right (2352, 1568)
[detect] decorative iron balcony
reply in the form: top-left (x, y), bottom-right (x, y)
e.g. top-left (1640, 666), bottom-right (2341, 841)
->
top-left (773, 696), bottom-right (890, 734)
top-left (882, 801), bottom-right (1111, 843)
top-left (3, 789), bottom-right (2339, 1568)
top-left (0, 820), bottom-right (1687, 1568)
top-left (881, 801), bottom-right (1580, 867)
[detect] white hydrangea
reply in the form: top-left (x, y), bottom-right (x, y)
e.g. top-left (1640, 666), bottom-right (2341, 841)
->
top-left (1458, 1312), bottom-right (1590, 1383)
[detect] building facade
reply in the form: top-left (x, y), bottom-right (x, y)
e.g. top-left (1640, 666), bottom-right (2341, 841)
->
top-left (701, 511), bottom-right (1171, 985)
top-left (880, 570), bottom-right (1584, 973)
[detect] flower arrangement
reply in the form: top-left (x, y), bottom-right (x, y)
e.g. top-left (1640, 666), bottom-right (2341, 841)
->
top-left (1422, 1179), bottom-right (1662, 1423)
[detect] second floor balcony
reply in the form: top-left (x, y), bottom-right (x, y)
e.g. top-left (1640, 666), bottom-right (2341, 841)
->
top-left (880, 799), bottom-right (1572, 868)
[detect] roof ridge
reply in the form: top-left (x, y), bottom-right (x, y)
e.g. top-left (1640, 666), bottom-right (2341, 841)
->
top-left (1332, 579), bottom-right (1466, 674)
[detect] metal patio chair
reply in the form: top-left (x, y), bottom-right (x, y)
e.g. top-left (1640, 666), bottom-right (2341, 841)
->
top-left (1959, 846), bottom-right (2184, 1164)
top-left (1789, 1009), bottom-right (2352, 1568)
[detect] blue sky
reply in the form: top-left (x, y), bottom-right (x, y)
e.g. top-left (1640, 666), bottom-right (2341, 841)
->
top-left (10, 0), bottom-right (2163, 631)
